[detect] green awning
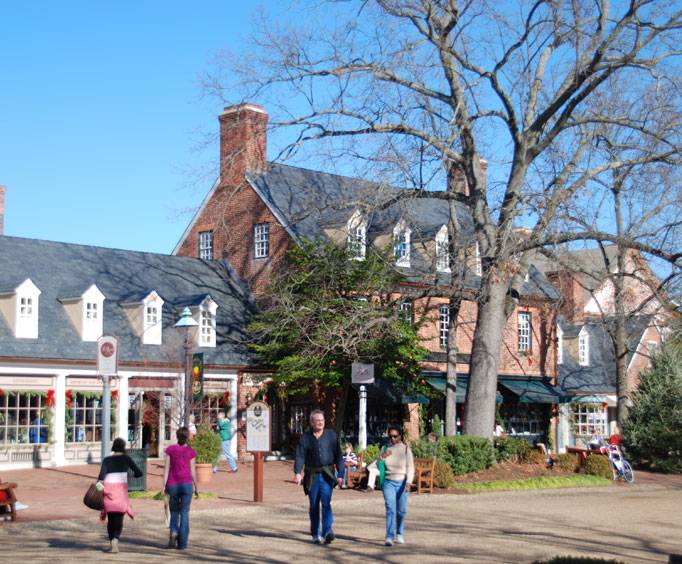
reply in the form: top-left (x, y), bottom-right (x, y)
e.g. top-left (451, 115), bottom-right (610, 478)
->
top-left (425, 376), bottom-right (502, 403)
top-left (498, 379), bottom-right (564, 404)
top-left (402, 394), bottom-right (430, 404)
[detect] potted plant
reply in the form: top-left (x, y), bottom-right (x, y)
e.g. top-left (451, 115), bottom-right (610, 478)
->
top-left (189, 424), bottom-right (222, 484)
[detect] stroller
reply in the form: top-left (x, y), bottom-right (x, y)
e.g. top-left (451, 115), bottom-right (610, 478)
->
top-left (607, 444), bottom-right (635, 483)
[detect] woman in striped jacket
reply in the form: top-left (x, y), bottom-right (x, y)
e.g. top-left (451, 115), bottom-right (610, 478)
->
top-left (97, 437), bottom-right (143, 553)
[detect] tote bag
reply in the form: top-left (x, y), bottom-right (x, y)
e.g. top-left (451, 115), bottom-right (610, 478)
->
top-left (83, 483), bottom-right (104, 511)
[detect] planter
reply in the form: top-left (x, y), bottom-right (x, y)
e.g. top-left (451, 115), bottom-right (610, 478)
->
top-left (196, 463), bottom-right (214, 484)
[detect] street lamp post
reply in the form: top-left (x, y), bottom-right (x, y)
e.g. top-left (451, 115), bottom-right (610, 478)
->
top-left (175, 307), bottom-right (199, 427)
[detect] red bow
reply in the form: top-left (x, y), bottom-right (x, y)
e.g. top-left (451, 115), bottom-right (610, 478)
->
top-left (46, 389), bottom-right (55, 407)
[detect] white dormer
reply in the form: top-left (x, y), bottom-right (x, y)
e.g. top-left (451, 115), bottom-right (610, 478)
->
top-left (393, 220), bottom-right (411, 267)
top-left (0, 278), bottom-right (41, 339)
top-left (347, 210), bottom-right (367, 260)
top-left (435, 225), bottom-right (450, 272)
top-left (60, 284), bottom-right (105, 342)
top-left (556, 324), bottom-right (563, 365)
top-left (143, 292), bottom-right (164, 345)
top-left (578, 327), bottom-right (590, 366)
top-left (197, 296), bottom-right (218, 348)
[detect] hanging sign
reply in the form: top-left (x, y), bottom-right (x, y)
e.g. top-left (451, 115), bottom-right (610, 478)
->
top-left (352, 362), bottom-right (375, 384)
top-left (97, 335), bottom-right (119, 376)
top-left (246, 401), bottom-right (271, 452)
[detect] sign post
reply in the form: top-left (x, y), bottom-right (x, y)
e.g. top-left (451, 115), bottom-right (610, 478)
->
top-left (352, 363), bottom-right (374, 451)
top-left (246, 400), bottom-right (271, 502)
top-left (97, 335), bottom-right (119, 460)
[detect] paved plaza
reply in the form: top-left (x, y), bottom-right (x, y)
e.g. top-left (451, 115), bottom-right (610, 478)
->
top-left (0, 460), bottom-right (681, 563)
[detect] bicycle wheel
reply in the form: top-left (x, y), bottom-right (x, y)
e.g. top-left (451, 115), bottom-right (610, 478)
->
top-left (622, 461), bottom-right (635, 483)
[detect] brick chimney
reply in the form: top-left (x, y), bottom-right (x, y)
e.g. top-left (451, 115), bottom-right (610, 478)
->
top-left (219, 104), bottom-right (268, 186)
top-left (446, 159), bottom-right (487, 196)
top-left (0, 184), bottom-right (5, 236)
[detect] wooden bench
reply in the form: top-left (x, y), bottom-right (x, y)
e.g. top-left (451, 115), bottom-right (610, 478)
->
top-left (413, 457), bottom-right (436, 494)
top-left (345, 451), bottom-right (365, 489)
top-left (0, 481), bottom-right (18, 522)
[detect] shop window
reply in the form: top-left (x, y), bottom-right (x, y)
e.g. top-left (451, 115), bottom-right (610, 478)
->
top-left (290, 405), bottom-right (310, 435)
top-left (500, 403), bottom-right (548, 436)
top-left (193, 394), bottom-right (229, 428)
top-left (0, 392), bottom-right (49, 445)
top-left (572, 403), bottom-right (608, 438)
top-left (66, 392), bottom-right (105, 443)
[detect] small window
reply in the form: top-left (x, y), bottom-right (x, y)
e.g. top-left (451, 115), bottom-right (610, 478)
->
top-left (557, 325), bottom-right (563, 365)
top-left (518, 312), bottom-right (532, 352)
top-left (86, 302), bottom-right (98, 320)
top-left (254, 223), bottom-right (270, 259)
top-left (579, 329), bottom-right (589, 366)
top-left (436, 228), bottom-right (450, 272)
top-left (475, 242), bottom-right (482, 276)
top-left (394, 230), bottom-right (410, 266)
top-left (399, 300), bottom-right (413, 325)
top-left (348, 223), bottom-right (366, 260)
top-left (19, 297), bottom-right (33, 318)
top-left (199, 231), bottom-right (214, 260)
top-left (439, 304), bottom-right (449, 349)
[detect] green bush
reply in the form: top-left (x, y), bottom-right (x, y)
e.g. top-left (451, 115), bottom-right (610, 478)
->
top-left (189, 424), bottom-right (222, 465)
top-left (524, 449), bottom-right (547, 466)
top-left (410, 439), bottom-right (439, 460)
top-left (623, 346), bottom-right (682, 473)
top-left (433, 460), bottom-right (456, 488)
top-left (554, 453), bottom-right (580, 473)
top-left (584, 454), bottom-right (612, 479)
top-left (436, 436), bottom-right (496, 475)
top-left (494, 436), bottom-right (532, 463)
top-left (362, 443), bottom-right (381, 464)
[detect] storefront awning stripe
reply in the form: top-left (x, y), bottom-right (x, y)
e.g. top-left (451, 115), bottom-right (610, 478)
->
top-left (498, 379), bottom-right (565, 404)
top-left (425, 377), bottom-right (502, 403)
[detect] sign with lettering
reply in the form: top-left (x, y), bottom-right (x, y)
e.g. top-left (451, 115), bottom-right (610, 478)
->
top-left (97, 335), bottom-right (119, 376)
top-left (352, 362), bottom-right (375, 384)
top-left (246, 401), bottom-right (271, 453)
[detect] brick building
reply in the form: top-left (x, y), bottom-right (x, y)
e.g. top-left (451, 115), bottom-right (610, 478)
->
top-left (174, 104), bottom-right (565, 450)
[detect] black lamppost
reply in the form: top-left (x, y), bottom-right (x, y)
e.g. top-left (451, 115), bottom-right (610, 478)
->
top-left (174, 307), bottom-right (198, 426)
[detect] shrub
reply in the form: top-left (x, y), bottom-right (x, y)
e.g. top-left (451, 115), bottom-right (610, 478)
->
top-left (524, 449), bottom-right (547, 466)
top-left (554, 453), bottom-right (580, 473)
top-left (437, 436), bottom-right (496, 475)
top-left (410, 439), bottom-right (438, 460)
top-left (584, 454), bottom-right (612, 479)
top-left (494, 436), bottom-right (532, 463)
top-left (189, 424), bottom-right (222, 465)
top-left (433, 460), bottom-right (456, 488)
top-left (362, 443), bottom-right (381, 464)
top-left (623, 347), bottom-right (682, 473)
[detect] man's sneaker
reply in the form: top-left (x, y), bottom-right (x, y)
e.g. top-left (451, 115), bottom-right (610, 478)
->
top-left (396, 534), bottom-right (405, 544)
top-left (324, 532), bottom-right (335, 545)
top-left (384, 538), bottom-right (394, 547)
top-left (312, 536), bottom-right (323, 544)
top-left (168, 532), bottom-right (178, 549)
top-left (110, 539), bottom-right (119, 553)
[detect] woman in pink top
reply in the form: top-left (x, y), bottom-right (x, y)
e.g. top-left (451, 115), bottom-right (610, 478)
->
top-left (163, 426), bottom-right (198, 550)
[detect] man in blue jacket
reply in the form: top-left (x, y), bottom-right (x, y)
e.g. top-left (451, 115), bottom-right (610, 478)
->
top-left (294, 409), bottom-right (344, 545)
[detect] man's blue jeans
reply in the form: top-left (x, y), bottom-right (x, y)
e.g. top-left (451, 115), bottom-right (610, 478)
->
top-left (383, 478), bottom-right (408, 540)
top-left (308, 472), bottom-right (334, 538)
top-left (221, 439), bottom-right (238, 471)
top-left (167, 482), bottom-right (193, 549)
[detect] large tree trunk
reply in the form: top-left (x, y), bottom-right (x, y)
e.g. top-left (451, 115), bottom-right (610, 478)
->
top-left (445, 299), bottom-right (461, 436)
top-left (464, 275), bottom-right (509, 438)
top-left (613, 185), bottom-right (629, 429)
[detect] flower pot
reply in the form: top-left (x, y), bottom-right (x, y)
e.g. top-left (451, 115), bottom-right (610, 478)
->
top-left (196, 463), bottom-right (213, 484)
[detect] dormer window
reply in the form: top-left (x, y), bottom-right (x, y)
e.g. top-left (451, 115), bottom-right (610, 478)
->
top-left (197, 297), bottom-right (218, 348)
top-left (436, 226), bottom-right (450, 272)
top-left (59, 284), bottom-right (105, 342)
top-left (121, 290), bottom-right (164, 345)
top-left (0, 278), bottom-right (41, 339)
top-left (86, 302), bottom-right (98, 320)
top-left (347, 211), bottom-right (367, 260)
top-left (579, 327), bottom-right (590, 366)
top-left (557, 325), bottom-right (564, 365)
top-left (393, 222), bottom-right (411, 267)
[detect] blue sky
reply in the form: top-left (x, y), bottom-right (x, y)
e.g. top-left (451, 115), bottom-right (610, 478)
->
top-left (0, 1), bottom-right (278, 254)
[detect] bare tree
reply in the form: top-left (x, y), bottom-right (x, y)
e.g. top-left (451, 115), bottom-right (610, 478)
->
top-left (205, 0), bottom-right (682, 437)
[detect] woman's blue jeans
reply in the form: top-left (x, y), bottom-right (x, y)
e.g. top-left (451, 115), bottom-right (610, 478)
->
top-left (383, 479), bottom-right (408, 540)
top-left (167, 482), bottom-right (193, 549)
top-left (308, 472), bottom-right (334, 539)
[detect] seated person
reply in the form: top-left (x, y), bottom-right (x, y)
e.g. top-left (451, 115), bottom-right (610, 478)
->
top-left (588, 431), bottom-right (607, 453)
top-left (340, 442), bottom-right (358, 488)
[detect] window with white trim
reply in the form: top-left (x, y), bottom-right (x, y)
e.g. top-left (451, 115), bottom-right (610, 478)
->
top-left (475, 242), bottom-right (482, 276)
top-left (254, 223), bottom-right (270, 258)
top-left (518, 312), bottom-right (532, 352)
top-left (0, 392), bottom-right (49, 445)
top-left (19, 297), bottom-right (33, 318)
top-left (579, 328), bottom-right (589, 366)
top-left (557, 325), bottom-right (564, 364)
top-left (200, 310), bottom-right (213, 346)
top-left (399, 299), bottom-right (413, 325)
top-left (347, 212), bottom-right (367, 260)
top-left (439, 304), bottom-right (449, 349)
top-left (86, 302), bottom-right (98, 320)
top-left (572, 403), bottom-right (608, 437)
top-left (141, 292), bottom-right (163, 345)
top-left (393, 225), bottom-right (411, 267)
top-left (199, 231), bottom-right (214, 260)
top-left (66, 393), bottom-right (111, 443)
top-left (146, 305), bottom-right (158, 326)
top-left (436, 226), bottom-right (450, 272)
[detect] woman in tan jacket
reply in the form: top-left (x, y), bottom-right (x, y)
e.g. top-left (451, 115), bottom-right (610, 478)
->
top-left (380, 425), bottom-right (415, 546)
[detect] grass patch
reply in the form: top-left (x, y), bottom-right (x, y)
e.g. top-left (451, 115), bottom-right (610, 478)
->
top-left (453, 474), bottom-right (611, 493)
top-left (128, 490), bottom-right (216, 500)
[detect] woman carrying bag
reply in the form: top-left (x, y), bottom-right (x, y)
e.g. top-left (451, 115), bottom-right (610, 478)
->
top-left (163, 426), bottom-right (198, 550)
top-left (96, 437), bottom-right (143, 554)
top-left (381, 425), bottom-right (414, 547)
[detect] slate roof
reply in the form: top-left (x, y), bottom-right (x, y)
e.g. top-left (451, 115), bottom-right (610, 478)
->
top-left (0, 236), bottom-right (257, 366)
top-left (246, 163), bottom-right (559, 300)
top-left (558, 315), bottom-right (656, 394)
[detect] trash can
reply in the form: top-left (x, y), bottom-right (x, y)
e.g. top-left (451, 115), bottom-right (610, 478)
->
top-left (127, 448), bottom-right (148, 491)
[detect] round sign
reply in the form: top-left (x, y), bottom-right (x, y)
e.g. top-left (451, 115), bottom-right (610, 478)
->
top-left (100, 342), bottom-right (115, 358)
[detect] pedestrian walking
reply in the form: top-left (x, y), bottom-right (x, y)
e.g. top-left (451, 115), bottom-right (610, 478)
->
top-left (96, 437), bottom-right (143, 554)
top-left (163, 426), bottom-right (199, 550)
top-left (293, 409), bottom-right (344, 545)
top-left (381, 425), bottom-right (414, 546)
top-left (215, 411), bottom-right (238, 473)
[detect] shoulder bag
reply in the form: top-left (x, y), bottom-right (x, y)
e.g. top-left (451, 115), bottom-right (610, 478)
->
top-left (83, 482), bottom-right (104, 511)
